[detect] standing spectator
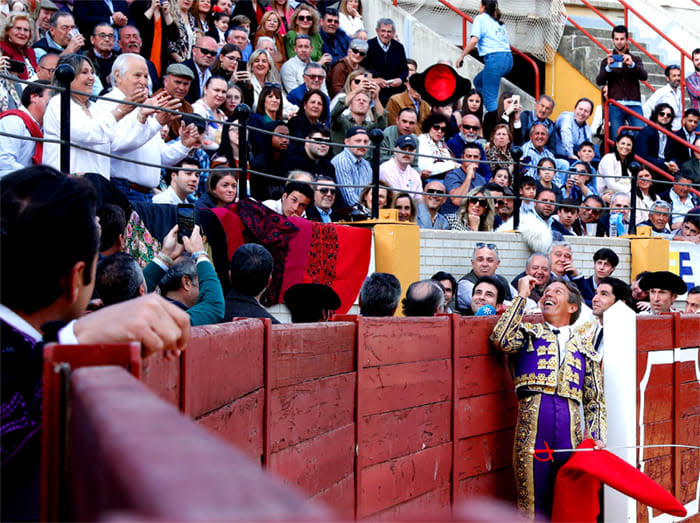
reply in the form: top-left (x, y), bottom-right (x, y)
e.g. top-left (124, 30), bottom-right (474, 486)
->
top-left (284, 5), bottom-right (329, 65)
top-left (127, 0), bottom-right (178, 78)
top-left (32, 11), bottom-right (85, 61)
top-left (169, 0), bottom-right (197, 63)
top-left (417, 180), bottom-right (450, 230)
top-left (636, 103), bottom-right (678, 176)
top-left (555, 97), bottom-right (594, 163)
top-left (73, 0), bottom-right (129, 38)
top-left (338, 0), bottom-right (363, 38)
top-left (331, 126), bottom-right (372, 206)
top-left (361, 18), bottom-right (408, 104)
top-left (659, 172), bottom-right (699, 230)
top-left (118, 25), bottom-right (161, 93)
top-left (306, 176), bottom-right (339, 223)
top-left (319, 8), bottom-right (350, 65)
top-left (153, 158), bottom-right (201, 204)
top-left (455, 0), bottom-right (512, 113)
top-left (1, 12), bottom-right (38, 80)
top-left (184, 35), bottom-right (218, 103)
top-left (380, 107), bottom-right (419, 163)
top-left (595, 24), bottom-right (648, 139)
top-left (521, 123), bottom-right (556, 178)
top-left (643, 65), bottom-right (683, 131)
top-left (666, 108), bottom-right (700, 167)
top-left (597, 132), bottom-right (634, 200)
top-left (86, 23), bottom-right (118, 89)
top-left (287, 61), bottom-right (329, 106)
top-left (0, 81), bottom-right (51, 176)
top-left (443, 142), bottom-right (487, 215)
top-left (688, 48), bottom-right (700, 111)
top-left (416, 112), bottom-right (459, 181)
top-left (379, 134), bottom-right (422, 200)
top-left (385, 72), bottom-right (431, 129)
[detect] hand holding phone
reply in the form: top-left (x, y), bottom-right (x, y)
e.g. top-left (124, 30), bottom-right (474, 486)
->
top-left (176, 204), bottom-right (196, 244)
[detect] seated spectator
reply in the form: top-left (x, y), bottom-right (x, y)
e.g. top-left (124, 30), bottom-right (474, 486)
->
top-left (516, 94), bottom-right (556, 150)
top-left (211, 42), bottom-right (243, 83)
top-left (447, 187), bottom-right (494, 232)
top-left (494, 186), bottom-right (515, 223)
top-left (447, 114), bottom-right (491, 180)
top-left (519, 175), bottom-right (538, 215)
top-left (207, 9), bottom-right (231, 45)
top-left (280, 33), bottom-right (313, 94)
top-left (319, 8), bottom-right (350, 65)
top-left (665, 108), bottom-right (700, 167)
top-left (287, 61), bottom-right (330, 107)
top-left (263, 178), bottom-right (313, 217)
top-left (577, 194), bottom-right (604, 236)
top-left (329, 67), bottom-right (368, 111)
top-left (547, 240), bottom-right (579, 279)
top-left (636, 103), bottom-right (679, 177)
top-left (659, 172), bottom-right (699, 230)
top-left (148, 225), bottom-right (225, 326)
top-left (192, 75), bottom-right (229, 153)
top-left (226, 25), bottom-right (252, 61)
top-left (361, 18), bottom-right (408, 104)
top-left (485, 123), bottom-right (514, 174)
top-left (217, 115), bottom-right (249, 169)
top-left (331, 126), bottom-right (372, 206)
top-left (597, 132), bottom-right (634, 201)
top-left (521, 123), bottom-right (556, 178)
top-left (634, 167), bottom-right (661, 224)
top-left (466, 276), bottom-right (505, 316)
top-left (35, 53), bottom-right (59, 82)
top-left (283, 123), bottom-right (336, 179)
top-left (379, 134), bottom-right (422, 199)
top-left (535, 158), bottom-right (562, 200)
top-left (34, 0), bottom-right (58, 40)
top-left (287, 88), bottom-right (330, 142)
top-left (0, 81), bottom-right (51, 176)
top-left (96, 253), bottom-right (147, 306)
top-left (96, 203), bottom-right (127, 257)
top-left (554, 97), bottom-right (594, 163)
top-left (223, 243), bottom-right (279, 323)
top-left (431, 271), bottom-right (457, 313)
top-left (153, 158), bottom-right (201, 205)
top-left (480, 182), bottom-right (507, 228)
top-left (573, 247), bottom-right (619, 307)
top-left (306, 176), bottom-right (339, 223)
top-left (222, 84), bottom-right (245, 118)
top-left (672, 213), bottom-right (700, 244)
top-left (327, 38), bottom-right (367, 97)
top-left (358, 181), bottom-right (393, 215)
top-left (510, 252), bottom-right (551, 303)
top-left (638, 200), bottom-right (673, 236)
top-left (360, 272), bottom-right (401, 317)
top-left (598, 192), bottom-right (632, 236)
top-left (380, 107), bottom-right (420, 164)
top-left (338, 0), bottom-right (364, 38)
top-left (417, 180), bottom-right (450, 230)
top-left (561, 161), bottom-right (597, 202)
top-left (385, 71), bottom-right (430, 129)
top-left (248, 83), bottom-right (285, 155)
top-left (643, 65), bottom-right (683, 131)
top-left (84, 22), bottom-right (118, 90)
top-left (284, 5), bottom-right (328, 65)
top-left (330, 88), bottom-right (386, 153)
top-left (533, 188), bottom-right (557, 226)
top-left (250, 120), bottom-right (291, 200)
top-left (576, 140), bottom-right (599, 170)
top-left (32, 11), bottom-right (85, 61)
top-left (685, 286), bottom-right (700, 314)
top-left (117, 25), bottom-right (161, 94)
top-left (456, 243), bottom-right (515, 312)
top-left (402, 280), bottom-right (444, 317)
top-left (417, 112), bottom-right (460, 181)
top-left (199, 168), bottom-right (238, 208)
top-left (252, 12), bottom-right (287, 69)
top-left (284, 283), bottom-right (341, 322)
top-left (680, 135), bottom-right (700, 181)
top-left (458, 89), bottom-right (484, 130)
top-left (393, 192), bottom-right (417, 223)
top-left (255, 35), bottom-right (285, 73)
top-left (250, 49), bottom-right (286, 110)
top-left (183, 36), bottom-right (219, 103)
top-left (550, 198), bottom-right (581, 236)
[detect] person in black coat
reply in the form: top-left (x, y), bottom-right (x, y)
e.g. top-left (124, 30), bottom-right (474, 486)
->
top-left (665, 108), bottom-right (700, 167)
top-left (282, 123), bottom-right (335, 178)
top-left (360, 18), bottom-right (408, 103)
top-left (73, 0), bottom-right (129, 38)
top-left (573, 247), bottom-right (619, 307)
top-left (128, 0), bottom-right (180, 78)
top-left (635, 102), bottom-right (677, 180)
top-left (250, 120), bottom-right (291, 201)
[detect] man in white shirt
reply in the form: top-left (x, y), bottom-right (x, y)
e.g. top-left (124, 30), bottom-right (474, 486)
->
top-left (643, 65), bottom-right (683, 130)
top-left (379, 134), bottom-right (422, 201)
top-left (153, 158), bottom-right (201, 204)
top-left (97, 54), bottom-right (201, 202)
top-left (281, 34), bottom-right (313, 94)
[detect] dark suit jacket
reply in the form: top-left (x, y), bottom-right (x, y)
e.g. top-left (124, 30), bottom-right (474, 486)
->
top-left (182, 59), bottom-right (206, 103)
top-left (223, 288), bottom-right (280, 323)
top-left (361, 37), bottom-right (408, 102)
top-left (636, 125), bottom-right (668, 172)
top-left (574, 275), bottom-right (596, 307)
top-left (73, 0), bottom-right (129, 37)
top-left (306, 204), bottom-right (339, 223)
top-left (665, 127), bottom-right (695, 166)
top-left (550, 219), bottom-right (576, 237)
top-left (128, 0), bottom-right (180, 72)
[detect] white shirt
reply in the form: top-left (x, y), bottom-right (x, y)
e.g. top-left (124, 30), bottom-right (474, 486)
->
top-left (152, 186), bottom-right (186, 205)
top-left (280, 55), bottom-right (307, 94)
top-left (643, 83), bottom-right (683, 131)
top-left (596, 152), bottom-right (632, 196)
top-left (0, 303), bottom-right (78, 344)
top-left (338, 12), bottom-right (364, 38)
top-left (0, 107), bottom-right (39, 177)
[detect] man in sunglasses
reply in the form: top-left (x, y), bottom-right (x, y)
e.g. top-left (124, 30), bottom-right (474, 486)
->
top-left (417, 181), bottom-right (450, 230)
top-left (319, 8), bottom-right (351, 65)
top-left (306, 176), bottom-right (339, 223)
top-left (183, 35), bottom-right (219, 103)
top-left (284, 123), bottom-right (337, 182)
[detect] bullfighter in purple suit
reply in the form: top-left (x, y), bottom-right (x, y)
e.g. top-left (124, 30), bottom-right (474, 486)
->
top-left (490, 276), bottom-right (606, 520)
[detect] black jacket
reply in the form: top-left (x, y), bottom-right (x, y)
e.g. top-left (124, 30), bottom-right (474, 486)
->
top-left (223, 288), bottom-right (280, 323)
top-left (361, 37), bottom-right (409, 103)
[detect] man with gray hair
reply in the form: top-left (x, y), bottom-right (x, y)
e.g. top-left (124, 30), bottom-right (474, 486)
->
top-left (361, 18), bottom-right (409, 103)
top-left (86, 22), bottom-right (117, 90)
top-left (597, 192), bottom-right (631, 237)
top-left (456, 243), bottom-right (516, 313)
top-left (638, 200), bottom-right (672, 236)
top-left (402, 280), bottom-right (444, 317)
top-left (96, 54), bottom-right (202, 201)
top-left (360, 273), bottom-right (402, 317)
top-left (287, 62), bottom-right (331, 107)
top-left (96, 253), bottom-right (147, 306)
top-left (32, 11), bottom-right (85, 61)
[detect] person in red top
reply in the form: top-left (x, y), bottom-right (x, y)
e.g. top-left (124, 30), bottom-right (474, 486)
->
top-left (0, 12), bottom-right (38, 80)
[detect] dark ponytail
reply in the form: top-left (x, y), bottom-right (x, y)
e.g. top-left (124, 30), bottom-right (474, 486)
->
top-left (482, 0), bottom-right (503, 25)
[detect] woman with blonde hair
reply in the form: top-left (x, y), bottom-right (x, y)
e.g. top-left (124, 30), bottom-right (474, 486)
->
top-left (265, 0), bottom-right (293, 35)
top-left (338, 0), bottom-right (363, 37)
top-left (252, 11), bottom-right (286, 68)
top-left (168, 0), bottom-right (197, 62)
top-left (0, 11), bottom-right (37, 80)
top-left (330, 68), bottom-right (369, 111)
top-left (284, 4), bottom-right (328, 64)
top-left (447, 187), bottom-right (494, 231)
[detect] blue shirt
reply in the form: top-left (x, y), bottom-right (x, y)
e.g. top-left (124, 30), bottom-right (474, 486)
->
top-left (441, 166), bottom-right (487, 215)
top-left (555, 111), bottom-right (592, 158)
top-left (331, 148), bottom-right (372, 206)
top-left (471, 13), bottom-right (510, 55)
top-left (521, 140), bottom-right (556, 178)
top-left (417, 202), bottom-right (450, 229)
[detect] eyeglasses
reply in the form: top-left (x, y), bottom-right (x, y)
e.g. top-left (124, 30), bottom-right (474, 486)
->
top-left (264, 82), bottom-right (282, 89)
top-left (197, 47), bottom-right (217, 56)
top-left (94, 32), bottom-right (115, 39)
top-left (462, 124), bottom-right (480, 131)
top-left (352, 78), bottom-right (362, 85)
top-left (350, 48), bottom-right (366, 57)
top-left (469, 199), bottom-right (488, 208)
top-left (324, 18), bottom-right (339, 24)
top-left (39, 65), bottom-right (56, 73)
top-left (496, 199), bottom-right (507, 206)
top-left (304, 74), bottom-right (325, 80)
top-left (659, 111), bottom-right (673, 117)
top-left (318, 187), bottom-right (337, 195)
top-left (222, 54), bottom-right (239, 61)
top-left (12, 26), bottom-right (31, 33)
top-left (432, 124), bottom-right (447, 132)
top-left (297, 15), bottom-right (313, 21)
top-left (475, 242), bottom-right (497, 249)
top-left (426, 189), bottom-right (443, 195)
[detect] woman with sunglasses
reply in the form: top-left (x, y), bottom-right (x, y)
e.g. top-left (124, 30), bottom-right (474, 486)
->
top-left (636, 102), bottom-right (680, 176)
top-left (596, 132), bottom-right (634, 202)
top-left (253, 12), bottom-right (287, 68)
top-left (447, 188), bottom-right (494, 231)
top-left (284, 5), bottom-right (329, 66)
top-left (329, 68), bottom-right (369, 111)
top-left (328, 38), bottom-right (369, 98)
top-left (338, 0), bottom-right (363, 38)
top-left (417, 112), bottom-right (459, 180)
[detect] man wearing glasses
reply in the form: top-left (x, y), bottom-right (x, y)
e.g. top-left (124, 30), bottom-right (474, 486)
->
top-left (447, 113), bottom-right (491, 179)
top-left (319, 8), bottom-right (351, 65)
top-left (443, 142), bottom-right (487, 215)
top-left (86, 23), bottom-right (117, 89)
top-left (35, 53), bottom-right (58, 82)
top-left (306, 176), bottom-right (339, 223)
top-left (183, 36), bottom-right (219, 103)
top-left (287, 62), bottom-right (330, 107)
top-left (417, 181), bottom-right (450, 230)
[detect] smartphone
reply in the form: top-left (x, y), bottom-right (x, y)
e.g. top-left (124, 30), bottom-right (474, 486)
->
top-left (182, 114), bottom-right (206, 133)
top-left (8, 59), bottom-right (26, 75)
top-left (176, 203), bottom-right (195, 243)
top-left (611, 54), bottom-right (623, 68)
top-left (511, 94), bottom-right (520, 105)
top-left (237, 60), bottom-right (248, 72)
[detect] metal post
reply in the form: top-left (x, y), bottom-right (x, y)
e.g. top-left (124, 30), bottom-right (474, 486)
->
top-left (628, 161), bottom-right (640, 235)
top-left (233, 103), bottom-right (251, 199)
top-left (369, 129), bottom-right (384, 219)
top-left (511, 146), bottom-right (523, 230)
top-left (54, 64), bottom-right (75, 174)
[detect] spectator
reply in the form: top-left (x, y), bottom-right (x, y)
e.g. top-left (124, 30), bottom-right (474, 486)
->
top-left (151, 225), bottom-right (225, 325)
top-left (223, 84), bottom-right (245, 118)
top-left (287, 61), bottom-right (330, 106)
top-left (184, 35), bottom-right (219, 103)
top-left (360, 272), bottom-right (401, 317)
top-left (494, 185), bottom-right (515, 222)
top-left (118, 25), bottom-right (161, 93)
top-left (284, 5), bottom-right (328, 65)
top-left (217, 114), bottom-right (249, 170)
top-left (636, 102), bottom-right (679, 176)
top-left (192, 0), bottom-right (214, 32)
top-left (211, 42), bottom-right (242, 83)
top-left (0, 81), bottom-right (50, 176)
top-left (417, 180), bottom-right (450, 230)
top-left (263, 178), bottom-right (313, 217)
top-left (536, 158), bottom-right (562, 199)
top-left (561, 161), bottom-right (595, 202)
top-left (353, 28), bottom-right (368, 41)
top-left (199, 168), bottom-right (238, 208)
top-left (591, 276), bottom-right (634, 326)
top-left (319, 8), bottom-right (349, 65)
top-left (330, 88), bottom-right (386, 151)
top-left (207, 9), bottom-right (231, 45)
top-left (598, 191), bottom-right (631, 236)
top-left (380, 107), bottom-right (419, 163)
top-left (379, 134), bottom-right (422, 199)
top-left (306, 176), bottom-right (338, 222)
top-left (431, 271), bottom-right (457, 313)
top-left (284, 123), bottom-right (335, 178)
top-left (248, 81), bottom-right (285, 154)
top-left (417, 112), bottom-right (459, 181)
top-left (169, 0), bottom-right (198, 62)
top-left (685, 286), bottom-right (700, 314)
top-left (449, 186), bottom-right (495, 231)
top-left (511, 252), bottom-right (551, 304)
top-left (127, 0), bottom-right (178, 77)
top-left (533, 187), bottom-right (557, 226)
top-left (402, 280), bottom-right (445, 316)
top-left (548, 240), bottom-right (579, 279)
top-left (681, 135), bottom-right (700, 181)
top-left (85, 22), bottom-right (117, 89)
top-left (520, 95), bottom-right (557, 153)
top-left (596, 132), bottom-right (634, 201)
top-left (659, 172), bottom-right (699, 229)
top-left (521, 123), bottom-right (556, 178)
top-left (338, 0), bottom-right (363, 38)
top-left (393, 192), bottom-right (417, 222)
top-left (666, 108), bottom-right (700, 168)
top-left (460, 89), bottom-right (484, 128)
top-left (358, 181), bottom-right (393, 214)
top-left (223, 243), bottom-right (279, 323)
top-left (251, 120), bottom-right (291, 200)
top-left (485, 123), bottom-right (514, 174)
top-left (673, 213), bottom-right (700, 244)
top-left (280, 33), bottom-right (313, 93)
top-left (253, 15), bottom-right (286, 71)
top-left (447, 115), bottom-right (491, 179)
top-left (595, 24), bottom-right (648, 139)
top-left (385, 70), bottom-right (431, 129)
top-left (456, 242), bottom-right (514, 312)
top-left (35, 52), bottom-right (58, 81)
top-left (284, 283), bottom-right (341, 323)
top-left (638, 271), bottom-right (687, 314)
top-left (555, 97), bottom-right (594, 163)
top-left (248, 49), bottom-right (286, 111)
top-left (231, 0), bottom-right (262, 35)
top-left (633, 167), bottom-right (661, 224)
top-left (99, 54), bottom-right (199, 200)
top-left (361, 18), bottom-right (409, 103)
top-left (34, 0), bottom-right (58, 40)
top-left (643, 65), bottom-right (683, 131)
top-left (156, 63), bottom-right (195, 142)
top-left (96, 253), bottom-right (147, 306)
top-left (327, 38), bottom-right (367, 97)
top-left (455, 0), bottom-right (511, 113)
top-left (1, 12), bottom-right (38, 81)
top-left (637, 200), bottom-right (672, 236)
top-left (153, 158), bottom-right (201, 204)
top-left (266, 0), bottom-right (293, 36)
top-left (550, 198), bottom-right (580, 236)
top-left (96, 203), bottom-right (127, 257)
top-left (287, 88), bottom-right (330, 144)
top-left (467, 276), bottom-right (505, 316)
top-left (573, 247), bottom-right (619, 307)
top-left (443, 143), bottom-right (487, 215)
top-left (1, 167), bottom-right (190, 521)
top-left (32, 11), bottom-right (84, 61)
top-left (73, 0), bottom-right (128, 38)
top-left (688, 48), bottom-right (700, 111)
top-left (226, 25), bottom-right (252, 60)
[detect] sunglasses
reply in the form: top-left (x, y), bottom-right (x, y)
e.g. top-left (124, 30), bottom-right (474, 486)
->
top-left (475, 242), bottom-right (497, 249)
top-left (352, 78), bottom-right (363, 85)
top-left (432, 124), bottom-right (447, 132)
top-left (304, 74), bottom-right (325, 81)
top-left (350, 48), bottom-right (366, 57)
top-left (312, 137), bottom-right (331, 143)
top-left (297, 15), bottom-right (313, 21)
top-left (197, 47), bottom-right (217, 56)
top-left (222, 54), bottom-right (239, 61)
top-left (659, 111), bottom-right (673, 117)
top-left (318, 187), bottom-right (337, 195)
top-left (462, 124), bottom-right (480, 131)
top-left (496, 199), bottom-right (507, 206)
top-left (426, 189), bottom-right (443, 195)
top-left (264, 82), bottom-right (282, 89)
top-left (469, 199), bottom-right (488, 207)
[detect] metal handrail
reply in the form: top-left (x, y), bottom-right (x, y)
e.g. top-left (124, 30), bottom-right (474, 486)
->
top-left (391, 0), bottom-right (540, 99)
top-left (565, 15), bottom-right (656, 93)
